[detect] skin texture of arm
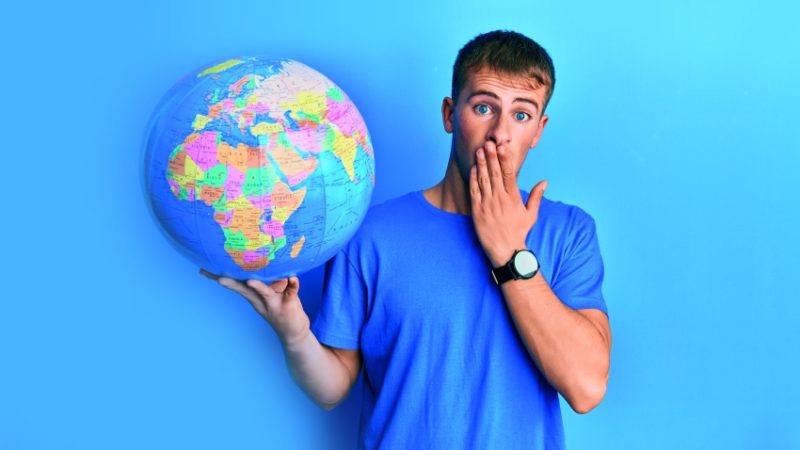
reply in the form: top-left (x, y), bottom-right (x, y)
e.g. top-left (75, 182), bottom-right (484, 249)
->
top-left (281, 331), bottom-right (362, 411)
top-left (501, 275), bottom-right (611, 413)
top-left (200, 271), bottom-right (361, 410)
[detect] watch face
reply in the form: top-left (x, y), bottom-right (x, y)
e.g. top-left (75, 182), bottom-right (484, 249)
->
top-left (513, 250), bottom-right (539, 278)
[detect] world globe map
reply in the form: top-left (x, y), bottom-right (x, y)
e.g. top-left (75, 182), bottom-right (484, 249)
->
top-left (143, 57), bottom-right (375, 281)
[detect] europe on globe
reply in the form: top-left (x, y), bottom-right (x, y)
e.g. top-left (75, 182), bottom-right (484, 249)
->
top-left (143, 57), bottom-right (375, 281)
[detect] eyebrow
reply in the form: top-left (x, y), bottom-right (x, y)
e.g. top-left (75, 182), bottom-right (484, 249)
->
top-left (466, 90), bottom-right (540, 111)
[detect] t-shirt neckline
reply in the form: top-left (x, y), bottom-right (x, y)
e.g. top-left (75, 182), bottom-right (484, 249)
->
top-left (412, 190), bottom-right (472, 222)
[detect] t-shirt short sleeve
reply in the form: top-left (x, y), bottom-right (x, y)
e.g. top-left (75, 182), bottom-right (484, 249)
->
top-left (549, 214), bottom-right (609, 317)
top-left (310, 250), bottom-right (367, 350)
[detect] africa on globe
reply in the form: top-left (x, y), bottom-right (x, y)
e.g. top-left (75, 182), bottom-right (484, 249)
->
top-left (143, 57), bottom-right (375, 281)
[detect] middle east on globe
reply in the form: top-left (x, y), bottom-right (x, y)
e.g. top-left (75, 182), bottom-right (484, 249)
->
top-left (143, 57), bottom-right (375, 282)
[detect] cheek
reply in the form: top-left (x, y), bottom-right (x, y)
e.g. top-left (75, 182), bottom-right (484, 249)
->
top-left (512, 147), bottom-right (531, 169)
top-left (455, 141), bottom-right (474, 171)
top-left (453, 119), bottom-right (476, 156)
top-left (500, 142), bottom-right (527, 167)
top-left (524, 124), bottom-right (541, 146)
top-left (456, 112), bottom-right (482, 140)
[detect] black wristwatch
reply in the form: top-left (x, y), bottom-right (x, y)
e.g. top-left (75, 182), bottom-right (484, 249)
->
top-left (491, 249), bottom-right (540, 285)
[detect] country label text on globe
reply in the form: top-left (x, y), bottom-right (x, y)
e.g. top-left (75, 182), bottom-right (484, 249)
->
top-left (143, 58), bottom-right (375, 280)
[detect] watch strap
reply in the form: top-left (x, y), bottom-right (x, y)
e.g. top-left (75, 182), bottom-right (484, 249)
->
top-left (491, 264), bottom-right (515, 285)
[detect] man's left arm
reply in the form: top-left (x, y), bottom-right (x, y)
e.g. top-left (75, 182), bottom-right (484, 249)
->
top-left (471, 142), bottom-right (611, 414)
top-left (501, 276), bottom-right (611, 414)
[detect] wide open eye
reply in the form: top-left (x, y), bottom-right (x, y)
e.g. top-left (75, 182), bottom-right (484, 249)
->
top-left (474, 104), bottom-right (492, 115)
top-left (514, 111), bottom-right (531, 122)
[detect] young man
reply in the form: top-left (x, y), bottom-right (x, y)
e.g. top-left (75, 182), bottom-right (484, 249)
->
top-left (209, 30), bottom-right (611, 449)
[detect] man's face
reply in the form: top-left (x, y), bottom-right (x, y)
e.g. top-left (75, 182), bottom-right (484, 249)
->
top-left (442, 67), bottom-right (549, 184)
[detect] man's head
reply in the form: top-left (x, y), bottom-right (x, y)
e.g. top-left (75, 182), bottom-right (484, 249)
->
top-left (443, 30), bottom-right (555, 185)
top-left (451, 30), bottom-right (555, 111)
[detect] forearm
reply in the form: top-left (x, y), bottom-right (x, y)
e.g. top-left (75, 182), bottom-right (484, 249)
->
top-left (280, 330), bottom-right (356, 410)
top-left (501, 274), bottom-right (610, 413)
top-left (208, 274), bottom-right (357, 410)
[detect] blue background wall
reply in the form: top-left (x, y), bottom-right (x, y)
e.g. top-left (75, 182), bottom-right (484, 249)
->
top-left (2, 0), bottom-right (798, 448)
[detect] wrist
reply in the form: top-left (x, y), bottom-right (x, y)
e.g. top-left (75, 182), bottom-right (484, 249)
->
top-left (490, 248), bottom-right (540, 285)
top-left (489, 243), bottom-right (527, 268)
top-left (281, 326), bottom-right (312, 352)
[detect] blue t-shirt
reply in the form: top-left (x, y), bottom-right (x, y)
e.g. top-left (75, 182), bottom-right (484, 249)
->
top-left (311, 190), bottom-right (607, 449)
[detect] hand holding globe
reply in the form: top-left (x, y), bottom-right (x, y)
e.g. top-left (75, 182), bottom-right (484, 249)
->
top-left (143, 56), bottom-right (369, 408)
top-left (200, 269), bottom-right (309, 346)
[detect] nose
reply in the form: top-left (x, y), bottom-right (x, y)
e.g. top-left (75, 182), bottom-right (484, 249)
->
top-left (486, 113), bottom-right (511, 146)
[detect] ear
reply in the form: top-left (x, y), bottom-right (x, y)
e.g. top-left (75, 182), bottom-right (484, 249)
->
top-left (442, 97), bottom-right (454, 134)
top-left (529, 114), bottom-right (549, 149)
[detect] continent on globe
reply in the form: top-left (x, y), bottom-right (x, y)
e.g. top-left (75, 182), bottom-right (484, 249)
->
top-left (143, 57), bottom-right (375, 281)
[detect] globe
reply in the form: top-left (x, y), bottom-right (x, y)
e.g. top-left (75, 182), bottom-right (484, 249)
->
top-left (143, 57), bottom-right (375, 281)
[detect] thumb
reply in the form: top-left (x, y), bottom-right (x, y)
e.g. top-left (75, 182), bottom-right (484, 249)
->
top-left (526, 180), bottom-right (548, 217)
top-left (267, 278), bottom-right (289, 293)
top-left (284, 276), bottom-right (300, 298)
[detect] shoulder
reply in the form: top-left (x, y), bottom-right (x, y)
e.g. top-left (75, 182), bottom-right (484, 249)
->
top-left (542, 197), bottom-right (597, 230)
top-left (330, 191), bottom-right (426, 276)
top-left (523, 191), bottom-right (602, 258)
top-left (341, 190), bottom-right (422, 250)
top-left (522, 189), bottom-right (597, 230)
top-left (359, 191), bottom-right (421, 230)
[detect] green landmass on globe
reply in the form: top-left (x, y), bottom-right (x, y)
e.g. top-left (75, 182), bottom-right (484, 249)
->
top-left (143, 57), bottom-right (375, 280)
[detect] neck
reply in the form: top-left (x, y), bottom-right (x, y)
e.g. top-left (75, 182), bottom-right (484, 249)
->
top-left (423, 156), bottom-right (472, 215)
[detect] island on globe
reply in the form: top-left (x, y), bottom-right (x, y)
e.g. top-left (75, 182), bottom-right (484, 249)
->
top-left (143, 57), bottom-right (375, 281)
